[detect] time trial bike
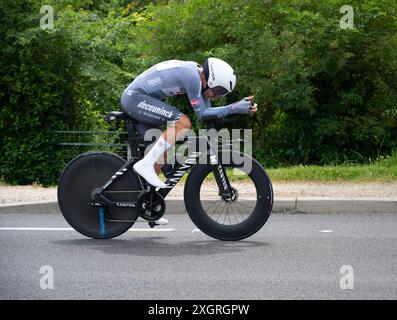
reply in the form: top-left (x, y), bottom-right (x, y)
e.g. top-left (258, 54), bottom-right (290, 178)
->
top-left (57, 110), bottom-right (273, 241)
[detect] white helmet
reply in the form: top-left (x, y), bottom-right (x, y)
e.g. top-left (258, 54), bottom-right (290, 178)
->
top-left (203, 57), bottom-right (236, 96)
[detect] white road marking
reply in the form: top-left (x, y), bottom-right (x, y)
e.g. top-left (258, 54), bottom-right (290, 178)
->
top-left (128, 228), bottom-right (175, 232)
top-left (0, 227), bottom-right (175, 232)
top-left (316, 229), bottom-right (334, 233)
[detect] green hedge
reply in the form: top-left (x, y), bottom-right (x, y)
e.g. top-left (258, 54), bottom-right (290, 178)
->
top-left (1, 0), bottom-right (396, 185)
top-left (0, 0), bottom-right (135, 185)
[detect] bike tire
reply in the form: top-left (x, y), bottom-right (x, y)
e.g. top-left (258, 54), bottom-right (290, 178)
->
top-left (184, 151), bottom-right (273, 241)
top-left (57, 151), bottom-right (142, 239)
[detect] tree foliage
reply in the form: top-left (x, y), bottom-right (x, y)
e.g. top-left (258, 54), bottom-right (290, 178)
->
top-left (137, 0), bottom-right (397, 166)
top-left (0, 0), bottom-right (396, 185)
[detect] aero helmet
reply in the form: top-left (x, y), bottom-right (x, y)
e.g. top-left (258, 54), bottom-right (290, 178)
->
top-left (203, 57), bottom-right (236, 96)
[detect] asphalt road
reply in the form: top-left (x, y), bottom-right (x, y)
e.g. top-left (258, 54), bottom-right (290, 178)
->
top-left (0, 212), bottom-right (396, 299)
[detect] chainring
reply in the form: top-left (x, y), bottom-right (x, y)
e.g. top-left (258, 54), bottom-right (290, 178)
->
top-left (137, 191), bottom-right (165, 221)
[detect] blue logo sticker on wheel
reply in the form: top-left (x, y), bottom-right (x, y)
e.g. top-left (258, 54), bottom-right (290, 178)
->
top-left (99, 208), bottom-right (106, 236)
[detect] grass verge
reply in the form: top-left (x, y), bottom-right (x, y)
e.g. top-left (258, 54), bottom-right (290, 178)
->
top-left (266, 151), bottom-right (397, 182)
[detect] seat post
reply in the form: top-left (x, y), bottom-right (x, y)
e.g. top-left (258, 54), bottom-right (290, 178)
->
top-left (104, 110), bottom-right (144, 160)
top-left (125, 119), bottom-right (141, 158)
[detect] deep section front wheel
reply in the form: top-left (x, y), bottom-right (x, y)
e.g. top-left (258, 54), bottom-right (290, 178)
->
top-left (57, 151), bottom-right (142, 239)
top-left (184, 151), bottom-right (273, 241)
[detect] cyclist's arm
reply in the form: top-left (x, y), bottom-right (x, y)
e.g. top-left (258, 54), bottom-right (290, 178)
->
top-left (187, 93), bottom-right (228, 120)
top-left (189, 95), bottom-right (253, 122)
top-left (185, 80), bottom-right (251, 122)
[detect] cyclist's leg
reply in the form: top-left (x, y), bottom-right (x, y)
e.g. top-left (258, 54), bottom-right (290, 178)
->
top-left (121, 90), bottom-right (191, 149)
top-left (121, 91), bottom-right (191, 187)
top-left (121, 90), bottom-right (190, 136)
top-left (134, 121), bottom-right (161, 137)
top-left (134, 121), bottom-right (165, 175)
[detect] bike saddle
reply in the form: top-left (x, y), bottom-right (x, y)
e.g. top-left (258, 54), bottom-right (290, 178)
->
top-left (104, 111), bottom-right (132, 122)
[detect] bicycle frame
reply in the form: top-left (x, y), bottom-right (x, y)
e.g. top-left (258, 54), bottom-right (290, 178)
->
top-left (89, 123), bottom-right (234, 209)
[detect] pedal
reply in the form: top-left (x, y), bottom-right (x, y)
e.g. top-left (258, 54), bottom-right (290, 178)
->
top-left (149, 221), bottom-right (156, 228)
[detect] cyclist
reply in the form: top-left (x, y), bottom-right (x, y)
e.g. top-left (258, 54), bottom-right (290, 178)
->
top-left (120, 58), bottom-right (257, 223)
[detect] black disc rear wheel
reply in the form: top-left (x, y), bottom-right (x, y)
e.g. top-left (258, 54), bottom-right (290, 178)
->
top-left (57, 151), bottom-right (142, 239)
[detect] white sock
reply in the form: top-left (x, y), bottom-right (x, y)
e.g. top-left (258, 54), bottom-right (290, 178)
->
top-left (141, 136), bottom-right (172, 166)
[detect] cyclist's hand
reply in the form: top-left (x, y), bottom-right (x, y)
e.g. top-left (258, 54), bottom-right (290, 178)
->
top-left (230, 100), bottom-right (251, 115)
top-left (244, 96), bottom-right (257, 113)
top-left (229, 96), bottom-right (257, 115)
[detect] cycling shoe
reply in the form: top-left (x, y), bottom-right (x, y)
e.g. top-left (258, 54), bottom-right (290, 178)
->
top-left (133, 160), bottom-right (168, 189)
top-left (154, 217), bottom-right (168, 225)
